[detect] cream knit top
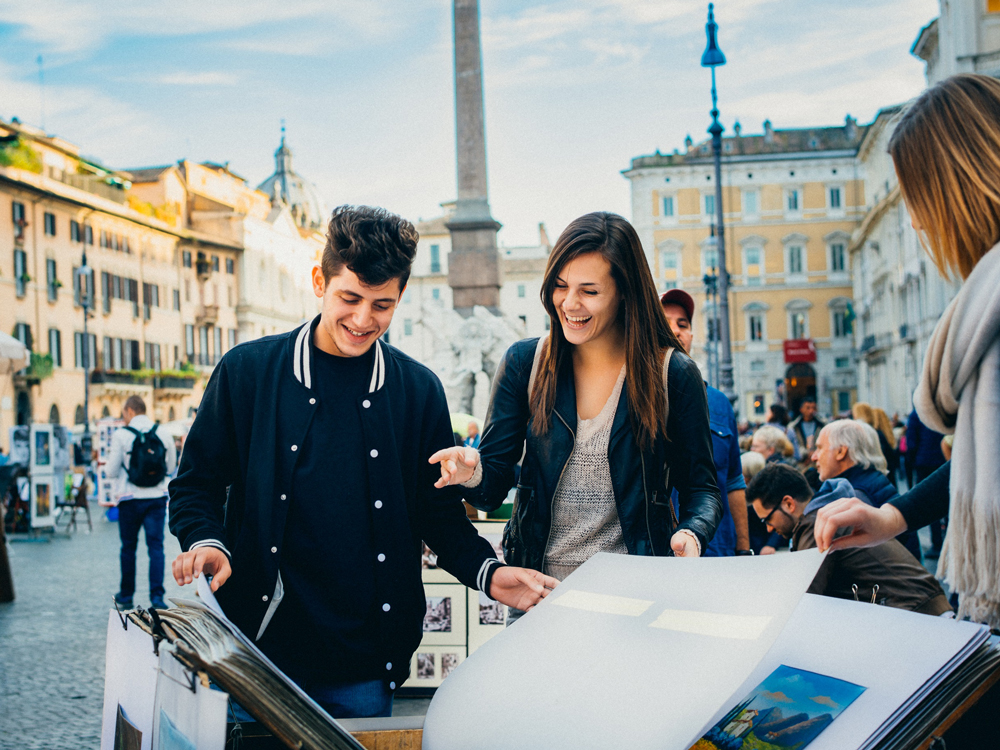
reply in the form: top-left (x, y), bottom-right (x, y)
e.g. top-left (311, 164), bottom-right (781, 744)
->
top-left (542, 365), bottom-right (628, 581)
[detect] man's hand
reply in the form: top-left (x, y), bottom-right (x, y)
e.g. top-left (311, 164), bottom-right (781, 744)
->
top-left (488, 566), bottom-right (559, 612)
top-left (814, 497), bottom-right (907, 553)
top-left (670, 531), bottom-right (700, 557)
top-left (760, 545), bottom-right (777, 556)
top-left (428, 446), bottom-right (479, 488)
top-left (171, 547), bottom-right (232, 592)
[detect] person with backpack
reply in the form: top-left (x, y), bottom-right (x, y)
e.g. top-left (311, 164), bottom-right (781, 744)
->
top-left (430, 212), bottom-right (722, 622)
top-left (107, 395), bottom-right (176, 610)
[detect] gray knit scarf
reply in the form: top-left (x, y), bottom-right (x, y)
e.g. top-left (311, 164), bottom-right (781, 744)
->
top-left (914, 240), bottom-right (1000, 627)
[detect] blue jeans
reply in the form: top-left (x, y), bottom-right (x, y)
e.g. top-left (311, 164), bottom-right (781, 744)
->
top-left (117, 496), bottom-right (167, 600)
top-left (221, 679), bottom-right (393, 722)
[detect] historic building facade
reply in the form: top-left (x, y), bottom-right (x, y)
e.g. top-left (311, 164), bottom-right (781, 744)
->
top-left (624, 119), bottom-right (867, 419)
top-left (0, 119), bottom-right (321, 443)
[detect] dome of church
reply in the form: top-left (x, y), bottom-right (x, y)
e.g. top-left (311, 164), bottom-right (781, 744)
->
top-left (257, 136), bottom-right (329, 230)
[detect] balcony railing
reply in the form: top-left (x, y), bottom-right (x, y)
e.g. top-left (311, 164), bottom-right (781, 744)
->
top-left (196, 304), bottom-right (219, 326)
top-left (58, 173), bottom-right (129, 204)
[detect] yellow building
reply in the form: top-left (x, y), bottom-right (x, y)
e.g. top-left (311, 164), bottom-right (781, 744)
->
top-left (0, 118), bottom-right (245, 441)
top-left (624, 118), bottom-right (867, 419)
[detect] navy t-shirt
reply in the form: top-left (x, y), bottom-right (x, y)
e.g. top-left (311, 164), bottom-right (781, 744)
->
top-left (258, 343), bottom-right (380, 684)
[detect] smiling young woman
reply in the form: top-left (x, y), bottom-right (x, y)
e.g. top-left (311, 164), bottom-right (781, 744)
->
top-left (430, 212), bottom-right (722, 618)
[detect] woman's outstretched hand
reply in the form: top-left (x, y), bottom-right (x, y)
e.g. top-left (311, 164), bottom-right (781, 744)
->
top-left (813, 497), bottom-right (907, 552)
top-left (489, 566), bottom-right (559, 611)
top-left (429, 446), bottom-right (479, 488)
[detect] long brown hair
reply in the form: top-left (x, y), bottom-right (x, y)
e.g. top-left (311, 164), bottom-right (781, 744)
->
top-left (889, 74), bottom-right (1000, 279)
top-left (529, 212), bottom-right (682, 451)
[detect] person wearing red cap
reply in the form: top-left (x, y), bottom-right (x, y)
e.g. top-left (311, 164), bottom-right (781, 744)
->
top-left (661, 289), bottom-right (752, 556)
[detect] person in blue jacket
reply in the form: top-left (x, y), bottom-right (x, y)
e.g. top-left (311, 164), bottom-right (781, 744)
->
top-left (660, 289), bottom-right (751, 556)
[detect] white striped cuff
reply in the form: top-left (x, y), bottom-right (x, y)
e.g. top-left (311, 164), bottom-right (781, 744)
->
top-left (190, 539), bottom-right (232, 558)
top-left (460, 458), bottom-right (484, 488)
top-left (477, 558), bottom-right (502, 598)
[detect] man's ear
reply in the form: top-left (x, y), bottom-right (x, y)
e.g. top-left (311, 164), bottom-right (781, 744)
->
top-left (835, 445), bottom-right (849, 462)
top-left (782, 495), bottom-right (797, 512)
top-left (310, 265), bottom-right (326, 298)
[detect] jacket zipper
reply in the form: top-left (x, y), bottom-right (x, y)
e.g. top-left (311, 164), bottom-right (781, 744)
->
top-left (542, 409), bottom-right (576, 568)
top-left (641, 453), bottom-right (657, 556)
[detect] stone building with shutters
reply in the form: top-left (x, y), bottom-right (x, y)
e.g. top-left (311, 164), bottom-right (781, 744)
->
top-left (0, 118), bottom-right (320, 444)
top-left (624, 118), bottom-right (866, 420)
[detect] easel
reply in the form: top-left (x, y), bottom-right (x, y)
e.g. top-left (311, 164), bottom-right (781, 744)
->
top-left (55, 470), bottom-right (92, 533)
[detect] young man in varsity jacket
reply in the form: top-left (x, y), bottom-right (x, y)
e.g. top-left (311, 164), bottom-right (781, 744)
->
top-left (168, 205), bottom-right (557, 718)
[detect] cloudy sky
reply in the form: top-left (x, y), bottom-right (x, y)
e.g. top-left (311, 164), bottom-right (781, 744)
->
top-left (0, 0), bottom-right (937, 246)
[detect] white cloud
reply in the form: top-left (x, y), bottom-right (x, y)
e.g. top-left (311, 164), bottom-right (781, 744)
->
top-left (155, 71), bottom-right (240, 86)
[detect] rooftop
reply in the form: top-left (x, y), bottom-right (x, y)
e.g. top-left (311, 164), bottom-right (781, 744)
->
top-left (627, 115), bottom-right (869, 171)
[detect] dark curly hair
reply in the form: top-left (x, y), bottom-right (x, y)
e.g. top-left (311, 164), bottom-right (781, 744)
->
top-left (746, 463), bottom-right (813, 511)
top-left (321, 205), bottom-right (419, 289)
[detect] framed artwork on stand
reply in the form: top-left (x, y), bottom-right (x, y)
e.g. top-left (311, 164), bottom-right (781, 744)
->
top-left (406, 647), bottom-right (466, 689)
top-left (420, 583), bottom-right (467, 647)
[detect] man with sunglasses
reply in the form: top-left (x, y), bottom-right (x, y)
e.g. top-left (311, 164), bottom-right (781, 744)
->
top-left (747, 464), bottom-right (950, 616)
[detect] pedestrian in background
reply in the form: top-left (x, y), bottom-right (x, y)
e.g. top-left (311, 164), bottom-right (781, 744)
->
top-left (765, 404), bottom-right (789, 429)
top-left (661, 288), bottom-right (751, 557)
top-left (463, 421), bottom-right (481, 450)
top-left (816, 74), bottom-right (1000, 626)
top-left (107, 395), bottom-right (176, 610)
top-left (785, 397), bottom-right (825, 468)
top-left (906, 408), bottom-right (947, 557)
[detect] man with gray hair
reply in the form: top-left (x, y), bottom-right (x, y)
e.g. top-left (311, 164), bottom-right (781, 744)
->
top-left (812, 420), bottom-right (922, 560)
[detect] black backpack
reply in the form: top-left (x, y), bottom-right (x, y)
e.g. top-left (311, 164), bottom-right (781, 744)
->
top-left (125, 426), bottom-right (168, 487)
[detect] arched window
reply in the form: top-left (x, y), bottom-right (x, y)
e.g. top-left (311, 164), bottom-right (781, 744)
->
top-left (75, 405), bottom-right (85, 425)
top-left (168, 406), bottom-right (176, 421)
top-left (101, 405), bottom-right (111, 418)
top-left (48, 404), bottom-right (60, 425)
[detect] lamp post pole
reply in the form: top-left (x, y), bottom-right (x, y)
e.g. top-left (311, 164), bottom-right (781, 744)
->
top-left (702, 3), bottom-right (736, 404)
top-left (75, 241), bottom-right (92, 452)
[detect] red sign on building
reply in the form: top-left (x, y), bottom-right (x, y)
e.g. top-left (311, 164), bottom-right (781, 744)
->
top-left (783, 339), bottom-right (817, 363)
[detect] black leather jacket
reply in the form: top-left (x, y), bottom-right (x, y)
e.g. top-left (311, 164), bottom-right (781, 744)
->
top-left (462, 338), bottom-right (722, 571)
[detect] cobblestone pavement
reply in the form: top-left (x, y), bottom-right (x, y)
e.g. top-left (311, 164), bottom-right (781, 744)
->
top-left (0, 505), bottom-right (185, 750)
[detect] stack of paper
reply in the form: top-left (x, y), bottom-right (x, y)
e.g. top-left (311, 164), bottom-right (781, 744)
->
top-left (422, 551), bottom-right (994, 750)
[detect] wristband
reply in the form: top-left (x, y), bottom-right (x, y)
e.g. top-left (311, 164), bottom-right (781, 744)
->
top-left (735, 549), bottom-right (754, 556)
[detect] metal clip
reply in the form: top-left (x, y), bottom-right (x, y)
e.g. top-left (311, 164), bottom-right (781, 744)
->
top-left (851, 584), bottom-right (859, 602)
top-left (870, 584), bottom-right (880, 604)
top-left (112, 595), bottom-right (128, 630)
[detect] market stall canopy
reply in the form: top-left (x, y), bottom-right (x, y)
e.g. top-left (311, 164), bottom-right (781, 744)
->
top-left (0, 332), bottom-right (28, 371)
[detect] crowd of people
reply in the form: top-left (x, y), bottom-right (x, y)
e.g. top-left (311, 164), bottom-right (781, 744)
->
top-left (161, 73), bottom-right (1000, 720)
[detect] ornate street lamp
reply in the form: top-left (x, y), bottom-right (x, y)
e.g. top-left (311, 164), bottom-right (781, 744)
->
top-left (702, 3), bottom-right (736, 403)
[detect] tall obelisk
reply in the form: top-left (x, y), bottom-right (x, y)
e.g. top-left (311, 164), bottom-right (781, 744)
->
top-left (448, 0), bottom-right (502, 316)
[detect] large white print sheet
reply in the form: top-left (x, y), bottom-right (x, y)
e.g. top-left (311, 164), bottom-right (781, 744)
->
top-left (423, 549), bottom-right (825, 750)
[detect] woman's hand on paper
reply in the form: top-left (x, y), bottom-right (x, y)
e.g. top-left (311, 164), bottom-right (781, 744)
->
top-left (171, 547), bottom-right (232, 591)
top-left (670, 530), bottom-right (701, 557)
top-left (488, 566), bottom-right (559, 611)
top-left (428, 446), bottom-right (479, 488)
top-left (813, 497), bottom-right (907, 553)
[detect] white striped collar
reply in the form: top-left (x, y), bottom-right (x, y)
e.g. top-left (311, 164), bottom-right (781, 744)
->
top-left (293, 317), bottom-right (386, 394)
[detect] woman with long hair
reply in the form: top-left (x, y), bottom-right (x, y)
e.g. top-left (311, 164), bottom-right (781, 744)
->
top-left (430, 212), bottom-right (722, 608)
top-left (815, 74), bottom-right (1000, 625)
top-left (852, 402), bottom-right (899, 485)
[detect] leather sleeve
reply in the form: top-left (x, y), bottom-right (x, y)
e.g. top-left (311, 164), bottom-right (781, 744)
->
top-left (889, 460), bottom-right (950, 530)
top-left (461, 341), bottom-right (534, 512)
top-left (666, 354), bottom-right (723, 551)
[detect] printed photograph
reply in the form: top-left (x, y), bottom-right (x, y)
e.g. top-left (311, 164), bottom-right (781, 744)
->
top-left (416, 653), bottom-right (435, 680)
top-left (34, 429), bottom-right (50, 466)
top-left (423, 596), bottom-right (452, 632)
top-left (441, 653), bottom-right (459, 679)
top-left (481, 534), bottom-right (504, 563)
top-left (690, 665), bottom-right (865, 750)
top-left (35, 483), bottom-right (51, 518)
top-left (421, 542), bottom-right (438, 570)
top-left (479, 591), bottom-right (505, 626)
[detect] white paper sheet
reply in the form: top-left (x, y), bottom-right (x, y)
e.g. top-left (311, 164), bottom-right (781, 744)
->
top-left (101, 610), bottom-right (160, 750)
top-left (423, 549), bottom-right (826, 750)
top-left (151, 648), bottom-right (229, 750)
top-left (693, 593), bottom-right (990, 750)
